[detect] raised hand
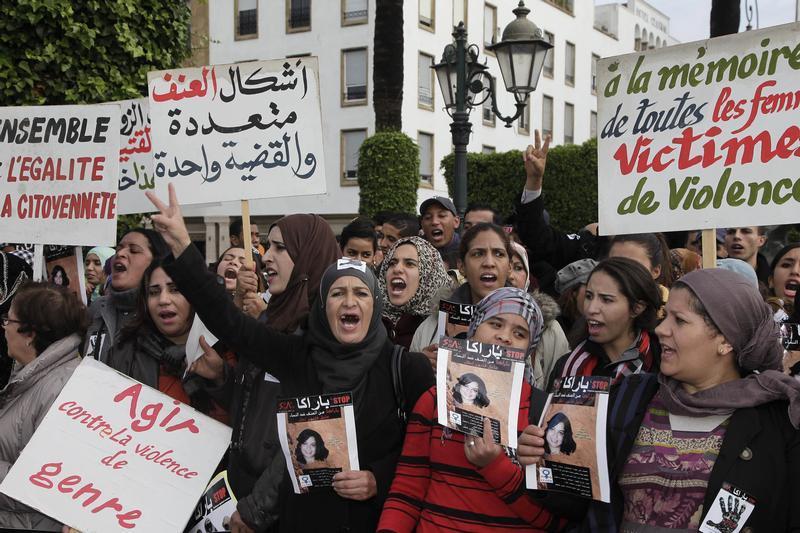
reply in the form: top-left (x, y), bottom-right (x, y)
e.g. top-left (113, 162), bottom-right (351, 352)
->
top-left (145, 183), bottom-right (192, 257)
top-left (522, 129), bottom-right (551, 191)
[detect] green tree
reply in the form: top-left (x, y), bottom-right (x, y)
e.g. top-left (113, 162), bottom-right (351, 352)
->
top-left (358, 131), bottom-right (419, 218)
top-left (372, 0), bottom-right (404, 131)
top-left (0, 0), bottom-right (191, 105)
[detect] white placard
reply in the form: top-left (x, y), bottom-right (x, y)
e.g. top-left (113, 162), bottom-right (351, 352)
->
top-left (147, 58), bottom-right (326, 205)
top-left (597, 23), bottom-right (800, 235)
top-left (0, 104), bottom-right (120, 245)
top-left (117, 98), bottom-right (160, 215)
top-left (0, 357), bottom-right (231, 532)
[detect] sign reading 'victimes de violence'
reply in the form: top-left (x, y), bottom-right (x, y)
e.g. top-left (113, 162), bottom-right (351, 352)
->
top-left (597, 23), bottom-right (800, 235)
top-left (0, 358), bottom-right (230, 532)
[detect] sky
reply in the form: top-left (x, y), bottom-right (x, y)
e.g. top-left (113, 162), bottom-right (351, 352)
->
top-left (601, 0), bottom-right (798, 43)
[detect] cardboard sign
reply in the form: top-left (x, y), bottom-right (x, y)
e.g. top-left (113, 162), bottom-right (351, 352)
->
top-left (0, 104), bottom-right (120, 245)
top-left (147, 58), bottom-right (326, 205)
top-left (597, 23), bottom-right (800, 235)
top-left (117, 98), bottom-right (159, 215)
top-left (0, 358), bottom-right (231, 532)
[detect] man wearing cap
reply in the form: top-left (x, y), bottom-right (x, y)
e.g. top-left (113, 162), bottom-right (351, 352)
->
top-left (420, 196), bottom-right (461, 260)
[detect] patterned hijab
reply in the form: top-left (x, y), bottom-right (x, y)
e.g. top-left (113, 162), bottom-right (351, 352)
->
top-left (379, 236), bottom-right (452, 326)
top-left (467, 287), bottom-right (544, 359)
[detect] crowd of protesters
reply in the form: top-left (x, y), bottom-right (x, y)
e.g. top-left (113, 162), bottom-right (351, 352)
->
top-left (1, 130), bottom-right (799, 532)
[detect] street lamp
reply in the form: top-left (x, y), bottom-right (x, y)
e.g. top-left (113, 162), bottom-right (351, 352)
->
top-left (432, 1), bottom-right (552, 216)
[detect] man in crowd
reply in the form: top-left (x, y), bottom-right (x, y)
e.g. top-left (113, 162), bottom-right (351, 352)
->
top-left (463, 203), bottom-right (502, 231)
top-left (340, 217), bottom-right (379, 267)
top-left (420, 196), bottom-right (461, 261)
top-left (724, 226), bottom-right (770, 284)
top-left (379, 213), bottom-right (420, 258)
top-left (230, 218), bottom-right (266, 257)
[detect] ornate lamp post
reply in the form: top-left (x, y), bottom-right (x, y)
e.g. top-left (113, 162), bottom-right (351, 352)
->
top-left (432, 1), bottom-right (552, 216)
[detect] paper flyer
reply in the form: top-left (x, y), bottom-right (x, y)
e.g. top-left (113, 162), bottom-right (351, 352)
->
top-left (184, 470), bottom-right (237, 533)
top-left (277, 392), bottom-right (359, 494)
top-left (435, 336), bottom-right (525, 448)
top-left (526, 375), bottom-right (611, 502)
top-left (437, 299), bottom-right (474, 341)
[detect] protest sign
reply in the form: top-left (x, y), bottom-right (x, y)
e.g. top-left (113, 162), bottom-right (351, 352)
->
top-left (277, 392), bottom-right (359, 494)
top-left (45, 245), bottom-right (86, 305)
top-left (437, 300), bottom-right (473, 341)
top-left (597, 23), bottom-right (800, 235)
top-left (526, 376), bottom-right (611, 502)
top-left (436, 337), bottom-right (525, 448)
top-left (0, 104), bottom-right (120, 246)
top-left (147, 57), bottom-right (326, 206)
top-left (117, 98), bottom-right (159, 215)
top-left (183, 471), bottom-right (237, 533)
top-left (0, 357), bottom-right (231, 532)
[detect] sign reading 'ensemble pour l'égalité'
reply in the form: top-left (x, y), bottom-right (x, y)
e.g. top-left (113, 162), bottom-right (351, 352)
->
top-left (597, 22), bottom-right (800, 235)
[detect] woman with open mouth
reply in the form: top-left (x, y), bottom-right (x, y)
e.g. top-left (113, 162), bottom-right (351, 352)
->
top-left (378, 236), bottom-right (452, 349)
top-left (378, 287), bottom-right (567, 532)
top-left (147, 185), bottom-right (434, 533)
top-left (518, 268), bottom-right (800, 532)
top-left (549, 257), bottom-right (662, 389)
top-left (768, 243), bottom-right (800, 319)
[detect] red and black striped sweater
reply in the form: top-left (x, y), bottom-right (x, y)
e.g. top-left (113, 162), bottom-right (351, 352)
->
top-left (377, 384), bottom-right (566, 532)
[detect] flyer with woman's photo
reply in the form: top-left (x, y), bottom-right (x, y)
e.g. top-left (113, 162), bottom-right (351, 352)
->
top-left (436, 336), bottom-right (526, 447)
top-left (277, 392), bottom-right (359, 494)
top-left (525, 376), bottom-right (611, 502)
top-left (44, 245), bottom-right (87, 304)
top-left (183, 470), bottom-right (237, 533)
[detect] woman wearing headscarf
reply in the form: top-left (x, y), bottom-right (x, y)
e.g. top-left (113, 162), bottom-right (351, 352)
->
top-left (378, 287), bottom-right (566, 532)
top-left (519, 268), bottom-right (800, 531)
top-left (191, 214), bottom-right (342, 532)
top-left (84, 246), bottom-right (115, 303)
top-left (379, 236), bottom-right (452, 349)
top-left (0, 282), bottom-right (86, 531)
top-left (147, 185), bottom-right (435, 533)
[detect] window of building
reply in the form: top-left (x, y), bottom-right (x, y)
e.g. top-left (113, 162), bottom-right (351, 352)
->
top-left (235, 0), bottom-right (258, 39)
top-left (453, 0), bottom-right (467, 27)
top-left (565, 41), bottom-right (575, 86)
top-left (591, 53), bottom-right (599, 94)
top-left (482, 145), bottom-right (496, 154)
top-left (341, 129), bottom-right (368, 184)
top-left (482, 97), bottom-right (495, 126)
top-left (342, 48), bottom-right (368, 105)
top-left (287, 0), bottom-right (311, 32)
top-left (418, 132), bottom-right (434, 185)
top-left (518, 98), bottom-right (530, 134)
top-left (543, 31), bottom-right (554, 78)
top-left (419, 0), bottom-right (435, 31)
top-left (545, 0), bottom-right (574, 15)
top-left (418, 52), bottom-right (435, 109)
top-left (483, 3), bottom-right (497, 50)
top-left (542, 95), bottom-right (553, 139)
top-left (341, 0), bottom-right (368, 25)
top-left (564, 102), bottom-right (574, 144)
top-left (590, 111), bottom-right (597, 139)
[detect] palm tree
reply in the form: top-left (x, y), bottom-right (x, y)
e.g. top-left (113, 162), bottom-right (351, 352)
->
top-left (373, 0), bottom-right (404, 131)
top-left (710, 0), bottom-right (740, 37)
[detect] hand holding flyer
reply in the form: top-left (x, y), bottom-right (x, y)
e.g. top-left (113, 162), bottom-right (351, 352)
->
top-left (525, 376), bottom-right (611, 502)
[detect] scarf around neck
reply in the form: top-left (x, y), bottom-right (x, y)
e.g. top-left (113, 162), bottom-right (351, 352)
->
top-left (560, 330), bottom-right (655, 386)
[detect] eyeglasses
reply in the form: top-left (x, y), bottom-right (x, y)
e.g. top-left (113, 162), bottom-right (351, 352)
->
top-left (1, 314), bottom-right (23, 327)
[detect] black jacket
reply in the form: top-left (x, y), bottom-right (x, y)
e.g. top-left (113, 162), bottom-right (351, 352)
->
top-left (581, 373), bottom-right (800, 531)
top-left (165, 245), bottom-right (435, 533)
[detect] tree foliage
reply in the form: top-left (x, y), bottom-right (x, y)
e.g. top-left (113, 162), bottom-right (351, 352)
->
top-left (0, 0), bottom-right (191, 105)
top-left (441, 138), bottom-right (598, 231)
top-left (358, 131), bottom-right (419, 218)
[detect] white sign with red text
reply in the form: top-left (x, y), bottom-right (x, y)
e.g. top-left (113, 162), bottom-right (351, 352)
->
top-left (147, 57), bottom-right (326, 205)
top-left (0, 357), bottom-right (231, 533)
top-left (0, 104), bottom-right (120, 246)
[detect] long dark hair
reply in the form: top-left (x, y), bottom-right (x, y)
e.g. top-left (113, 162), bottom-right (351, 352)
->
top-left (588, 257), bottom-right (661, 332)
top-left (452, 372), bottom-right (490, 408)
top-left (544, 412), bottom-right (577, 455)
top-left (295, 428), bottom-right (329, 464)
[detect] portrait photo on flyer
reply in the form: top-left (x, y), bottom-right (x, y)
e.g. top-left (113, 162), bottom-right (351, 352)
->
top-left (436, 336), bottom-right (525, 448)
top-left (525, 376), bottom-right (611, 503)
top-left (277, 392), bottom-right (359, 494)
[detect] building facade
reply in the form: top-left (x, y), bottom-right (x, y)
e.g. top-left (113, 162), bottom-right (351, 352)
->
top-left (186, 0), bottom-right (676, 260)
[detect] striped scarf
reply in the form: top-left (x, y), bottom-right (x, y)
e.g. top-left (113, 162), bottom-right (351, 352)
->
top-left (559, 330), bottom-right (655, 385)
